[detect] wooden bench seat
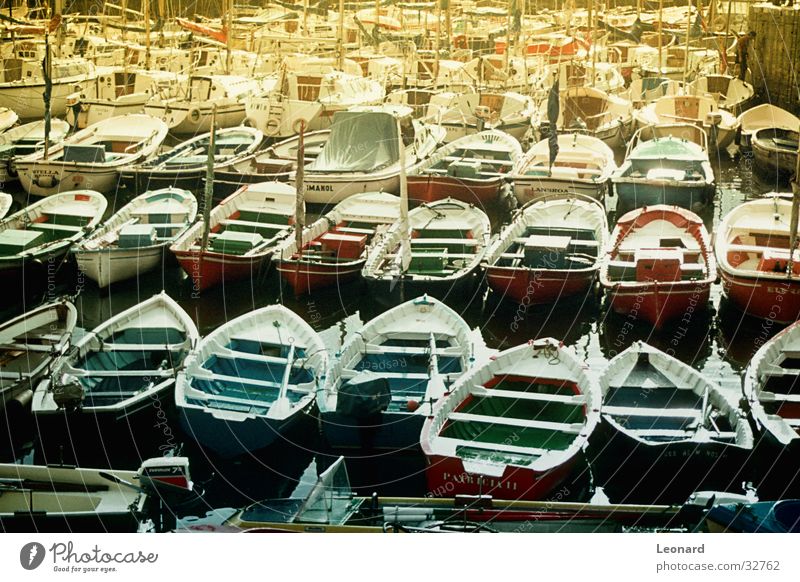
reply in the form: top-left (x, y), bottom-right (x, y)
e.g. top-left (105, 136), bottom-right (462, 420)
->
top-left (473, 386), bottom-right (587, 405)
top-left (447, 411), bottom-right (583, 433)
top-left (603, 405), bottom-right (701, 418)
top-left (439, 436), bottom-right (549, 457)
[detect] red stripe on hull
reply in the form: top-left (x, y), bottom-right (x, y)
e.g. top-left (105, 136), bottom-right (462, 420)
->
top-left (607, 283), bottom-right (711, 328)
top-left (721, 272), bottom-right (800, 323)
top-left (486, 267), bottom-right (595, 304)
top-left (276, 260), bottom-right (363, 295)
top-left (175, 252), bottom-right (269, 291)
top-left (407, 176), bottom-right (500, 205)
top-left (425, 454), bottom-right (576, 501)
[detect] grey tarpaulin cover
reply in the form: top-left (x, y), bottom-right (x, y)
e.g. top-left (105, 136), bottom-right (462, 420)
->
top-left (306, 111), bottom-right (400, 173)
top-left (335, 370), bottom-right (391, 417)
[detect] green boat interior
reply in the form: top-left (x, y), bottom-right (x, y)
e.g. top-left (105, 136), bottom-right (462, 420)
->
top-left (0, 207), bottom-right (95, 253)
top-left (205, 202), bottom-right (292, 256)
top-left (422, 146), bottom-right (515, 180)
top-left (494, 225), bottom-right (599, 269)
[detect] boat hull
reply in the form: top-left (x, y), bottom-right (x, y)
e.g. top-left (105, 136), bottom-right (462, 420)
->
top-left (719, 270), bottom-right (800, 323)
top-left (407, 175), bottom-right (502, 205)
top-left (752, 144), bottom-right (797, 183)
top-left (364, 270), bottom-right (481, 306)
top-left (276, 259), bottom-right (363, 295)
top-left (605, 281), bottom-right (711, 329)
top-left (144, 103), bottom-right (246, 134)
top-left (613, 181), bottom-right (715, 215)
top-left (588, 417), bottom-right (752, 504)
top-left (320, 410), bottom-right (425, 452)
top-left (118, 169), bottom-right (204, 194)
top-left (303, 173), bottom-right (399, 205)
top-left (514, 177), bottom-right (606, 204)
top-left (486, 266), bottom-right (596, 304)
top-left (0, 78), bottom-right (95, 120)
top-left (16, 163), bottom-right (122, 197)
top-left (425, 452), bottom-right (578, 501)
top-left (74, 246), bottom-right (169, 288)
top-left (174, 250), bottom-right (272, 291)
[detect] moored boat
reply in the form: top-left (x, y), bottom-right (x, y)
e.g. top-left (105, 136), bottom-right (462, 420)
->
top-left (170, 182), bottom-right (296, 292)
top-left (32, 292), bottom-right (198, 422)
top-left (118, 127), bottom-right (264, 194)
top-left (600, 205), bottom-right (716, 328)
top-left (686, 74), bottom-right (754, 114)
top-left (16, 114), bottom-right (168, 196)
top-left (0, 193), bottom-right (11, 220)
top-left (421, 339), bottom-right (600, 501)
top-left (0, 108), bottom-right (18, 133)
top-left (274, 191), bottom-right (400, 295)
top-left (0, 191), bottom-right (107, 277)
top-left (737, 104), bottom-right (800, 149)
top-left (751, 127), bottom-right (799, 184)
top-left (0, 119), bottom-right (71, 184)
top-left (407, 130), bottom-right (521, 206)
top-left (715, 195), bottom-right (800, 322)
top-left (483, 195), bottom-right (607, 304)
top-left (611, 124), bottom-right (715, 214)
top-left (72, 188), bottom-right (198, 288)
top-left (319, 295), bottom-right (478, 451)
top-left (511, 133), bottom-right (616, 204)
top-left (743, 320), bottom-right (800, 497)
top-left (588, 342), bottom-right (754, 504)
top-left (362, 198), bottom-right (491, 304)
top-left (176, 304), bottom-right (327, 458)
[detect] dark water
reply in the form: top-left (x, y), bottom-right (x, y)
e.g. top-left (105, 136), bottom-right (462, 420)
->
top-left (1, 139), bottom-right (794, 514)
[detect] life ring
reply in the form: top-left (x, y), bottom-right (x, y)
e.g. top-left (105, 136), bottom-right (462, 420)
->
top-left (188, 108), bottom-right (202, 123)
top-left (453, 35), bottom-right (467, 50)
top-left (292, 118), bottom-right (308, 135)
top-left (264, 118), bottom-right (281, 137)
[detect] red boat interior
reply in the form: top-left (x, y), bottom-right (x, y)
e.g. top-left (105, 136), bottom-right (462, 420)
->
top-left (726, 233), bottom-right (800, 274)
top-left (292, 221), bottom-right (375, 263)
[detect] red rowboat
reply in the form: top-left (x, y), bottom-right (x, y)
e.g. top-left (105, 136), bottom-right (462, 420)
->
top-left (599, 205), bottom-right (715, 328)
top-left (407, 130), bottom-right (521, 206)
top-left (715, 195), bottom-right (800, 323)
top-left (483, 195), bottom-right (607, 304)
top-left (273, 191), bottom-right (400, 295)
top-left (169, 182), bottom-right (296, 292)
top-left (421, 339), bottom-right (600, 501)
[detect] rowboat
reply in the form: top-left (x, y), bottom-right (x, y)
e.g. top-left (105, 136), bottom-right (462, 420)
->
top-left (0, 299), bottom-right (76, 456)
top-left (633, 94), bottom-right (739, 150)
top-left (319, 295), bottom-right (477, 451)
top-left (211, 130), bottom-right (329, 200)
top-left (0, 108), bottom-right (18, 133)
top-left (274, 191), bottom-right (400, 295)
top-left (32, 292), bottom-right (198, 421)
top-left (72, 188), bottom-right (198, 288)
top-left (537, 86), bottom-right (633, 149)
top-left (0, 193), bottom-right (11, 220)
top-left (144, 75), bottom-right (263, 134)
top-left (223, 456), bottom-right (689, 533)
top-left (118, 127), bottom-right (264, 193)
top-left (715, 195), bottom-right (800, 322)
top-left (588, 342), bottom-right (754, 504)
top-left (0, 191), bottom-right (107, 276)
top-left (600, 205), bottom-right (716, 328)
top-left (424, 90), bottom-right (536, 143)
top-left (16, 114), bottom-right (169, 196)
top-left (407, 130), bottom-right (521, 205)
top-left (511, 133), bottom-right (617, 204)
top-left (706, 499), bottom-right (800, 533)
top-left (301, 105), bottom-right (445, 205)
top-left (176, 304), bottom-right (328, 458)
top-left (483, 195), bottom-right (608, 304)
top-left (0, 119), bottom-right (71, 183)
top-left (362, 198), bottom-right (491, 303)
top-left (751, 127), bottom-right (799, 183)
top-left (421, 339), bottom-right (601, 501)
top-left (624, 77), bottom-right (683, 108)
top-left (743, 320), bottom-right (800, 498)
top-left (0, 456), bottom-right (194, 532)
top-left (686, 74), bottom-right (755, 115)
top-left (170, 182), bottom-right (296, 292)
top-left (611, 124), bottom-right (716, 214)
top-left (737, 104), bottom-right (800, 149)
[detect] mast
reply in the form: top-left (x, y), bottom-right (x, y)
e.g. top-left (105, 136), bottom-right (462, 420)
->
top-left (225, 0), bottom-right (233, 74)
top-left (43, 28), bottom-right (52, 160)
top-left (504, 0), bottom-right (511, 83)
top-left (658, 0), bottom-right (664, 76)
top-left (590, 0), bottom-right (596, 87)
top-left (200, 107), bottom-right (218, 253)
top-left (294, 121), bottom-right (306, 262)
top-left (788, 142), bottom-right (800, 277)
top-left (397, 118), bottom-right (410, 295)
top-left (722, 0), bottom-right (734, 74)
top-left (683, 0), bottom-right (692, 83)
top-left (435, 0), bottom-right (442, 83)
top-left (338, 0), bottom-right (345, 70)
top-left (144, 0), bottom-right (151, 70)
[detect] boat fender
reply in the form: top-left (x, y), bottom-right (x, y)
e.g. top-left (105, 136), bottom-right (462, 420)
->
top-left (292, 118), bottom-right (308, 135)
top-left (264, 117), bottom-right (281, 137)
top-left (52, 380), bottom-right (84, 412)
top-left (33, 175), bottom-right (59, 189)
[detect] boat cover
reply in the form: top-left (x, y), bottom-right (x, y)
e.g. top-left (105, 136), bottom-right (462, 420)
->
top-left (336, 370), bottom-right (391, 417)
top-left (306, 111), bottom-right (399, 173)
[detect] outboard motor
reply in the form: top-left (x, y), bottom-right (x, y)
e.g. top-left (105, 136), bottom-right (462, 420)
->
top-left (52, 379), bottom-right (84, 411)
top-left (137, 456), bottom-right (194, 500)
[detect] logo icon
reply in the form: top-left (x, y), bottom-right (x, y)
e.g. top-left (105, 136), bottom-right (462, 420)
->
top-left (20, 542), bottom-right (46, 570)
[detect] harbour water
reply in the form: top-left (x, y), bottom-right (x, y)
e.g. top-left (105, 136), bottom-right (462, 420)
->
top-left (1, 142), bottom-right (790, 514)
